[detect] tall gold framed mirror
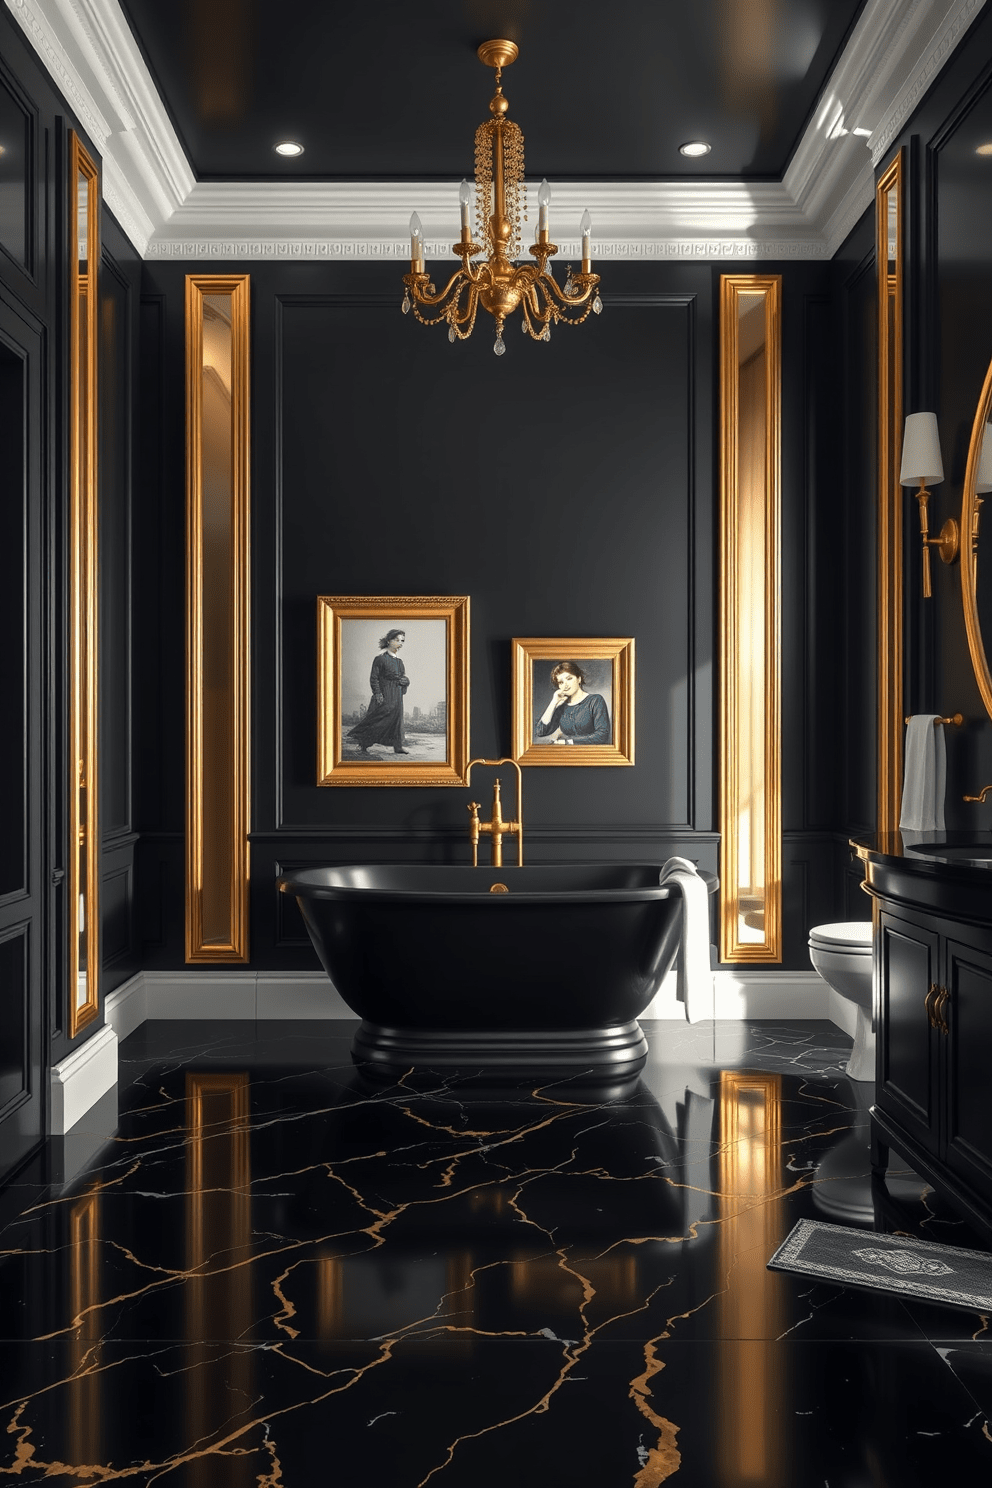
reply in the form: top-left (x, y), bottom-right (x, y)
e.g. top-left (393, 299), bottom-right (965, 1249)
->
top-left (185, 275), bottom-right (251, 963)
top-left (876, 150), bottom-right (903, 832)
top-left (69, 132), bottom-right (99, 1037)
top-left (719, 274), bottom-right (782, 963)
top-left (962, 362), bottom-right (992, 718)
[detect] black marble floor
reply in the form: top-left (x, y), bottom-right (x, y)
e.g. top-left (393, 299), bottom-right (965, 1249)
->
top-left (1, 1018), bottom-right (990, 1486)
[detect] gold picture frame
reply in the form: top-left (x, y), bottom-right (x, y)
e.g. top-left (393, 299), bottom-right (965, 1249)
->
top-left (317, 596), bottom-right (470, 786)
top-left (511, 637), bottom-right (635, 766)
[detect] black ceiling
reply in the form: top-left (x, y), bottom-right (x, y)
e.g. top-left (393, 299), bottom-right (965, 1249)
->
top-left (118, 0), bottom-right (868, 182)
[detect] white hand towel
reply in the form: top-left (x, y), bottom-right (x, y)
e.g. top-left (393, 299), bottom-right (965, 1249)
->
top-left (899, 715), bottom-right (946, 831)
top-left (659, 856), bottom-right (713, 1024)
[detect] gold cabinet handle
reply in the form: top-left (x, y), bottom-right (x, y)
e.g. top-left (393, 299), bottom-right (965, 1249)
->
top-left (935, 985), bottom-right (950, 1035)
top-left (924, 983), bottom-right (940, 1028)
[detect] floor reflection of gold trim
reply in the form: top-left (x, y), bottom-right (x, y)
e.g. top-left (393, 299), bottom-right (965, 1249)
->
top-left (317, 1253), bottom-right (342, 1338)
top-left (69, 1191), bottom-right (101, 1472)
top-left (718, 1072), bottom-right (785, 1485)
top-left (185, 1074), bottom-right (252, 1487)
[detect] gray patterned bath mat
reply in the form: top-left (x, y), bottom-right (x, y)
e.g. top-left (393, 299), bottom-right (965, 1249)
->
top-left (768, 1217), bottom-right (992, 1312)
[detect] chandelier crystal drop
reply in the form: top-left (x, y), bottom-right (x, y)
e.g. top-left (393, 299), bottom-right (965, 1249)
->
top-left (402, 40), bottom-right (602, 355)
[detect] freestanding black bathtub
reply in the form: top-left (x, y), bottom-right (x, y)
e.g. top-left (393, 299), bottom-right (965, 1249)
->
top-left (277, 864), bottom-right (717, 1087)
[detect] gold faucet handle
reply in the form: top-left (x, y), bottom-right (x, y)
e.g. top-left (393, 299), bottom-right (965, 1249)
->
top-left (964, 784), bottom-right (992, 803)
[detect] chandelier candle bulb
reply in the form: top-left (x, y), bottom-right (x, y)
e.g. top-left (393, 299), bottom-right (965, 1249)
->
top-left (410, 212), bottom-right (424, 270)
top-left (458, 179), bottom-right (472, 235)
top-left (580, 209), bottom-right (592, 271)
top-left (538, 178), bottom-right (551, 233)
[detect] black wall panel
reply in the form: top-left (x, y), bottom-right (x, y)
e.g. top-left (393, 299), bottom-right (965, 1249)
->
top-left (0, 285), bottom-right (45, 1177)
top-left (0, 64), bottom-right (33, 275)
top-left (135, 256), bottom-right (852, 970)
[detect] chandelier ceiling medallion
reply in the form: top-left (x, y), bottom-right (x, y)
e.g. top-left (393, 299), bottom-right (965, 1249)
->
top-left (402, 40), bottom-right (602, 356)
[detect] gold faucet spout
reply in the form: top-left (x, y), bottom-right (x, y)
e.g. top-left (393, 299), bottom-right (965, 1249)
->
top-left (465, 758), bottom-right (524, 866)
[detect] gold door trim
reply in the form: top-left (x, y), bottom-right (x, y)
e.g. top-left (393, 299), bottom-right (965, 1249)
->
top-left (68, 132), bottom-right (100, 1037)
top-left (185, 275), bottom-right (251, 962)
top-left (876, 151), bottom-right (904, 833)
top-left (719, 274), bottom-right (782, 962)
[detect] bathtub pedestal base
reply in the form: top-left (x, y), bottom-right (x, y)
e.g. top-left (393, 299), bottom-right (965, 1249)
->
top-left (351, 1019), bottom-right (649, 1091)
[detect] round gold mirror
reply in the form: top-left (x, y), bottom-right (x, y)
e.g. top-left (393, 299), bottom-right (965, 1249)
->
top-left (962, 363), bottom-right (992, 719)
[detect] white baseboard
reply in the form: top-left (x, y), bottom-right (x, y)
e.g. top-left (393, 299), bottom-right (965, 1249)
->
top-left (74, 966), bottom-right (840, 1136)
top-left (50, 1024), bottom-right (119, 1135)
top-left (107, 968), bottom-right (834, 1024)
top-left (642, 968), bottom-right (831, 1020)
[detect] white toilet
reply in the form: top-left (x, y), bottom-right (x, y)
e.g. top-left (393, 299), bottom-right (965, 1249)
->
top-left (807, 922), bottom-right (874, 1081)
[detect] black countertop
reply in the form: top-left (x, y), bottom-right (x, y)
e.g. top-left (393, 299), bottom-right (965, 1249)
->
top-left (851, 831), bottom-right (992, 922)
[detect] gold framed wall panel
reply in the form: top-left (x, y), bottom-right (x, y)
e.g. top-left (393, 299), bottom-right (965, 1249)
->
top-left (185, 275), bottom-right (251, 962)
top-left (719, 274), bottom-right (782, 963)
top-left (876, 151), bottom-right (904, 834)
top-left (68, 132), bottom-right (100, 1036)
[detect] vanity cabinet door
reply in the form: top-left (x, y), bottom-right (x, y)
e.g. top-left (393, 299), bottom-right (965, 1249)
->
top-left (942, 933), bottom-right (992, 1197)
top-left (875, 911), bottom-right (941, 1156)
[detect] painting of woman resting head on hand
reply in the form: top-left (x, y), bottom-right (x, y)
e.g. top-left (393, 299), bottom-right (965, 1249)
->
top-left (512, 637), bottom-right (634, 767)
top-left (536, 659), bottom-right (612, 746)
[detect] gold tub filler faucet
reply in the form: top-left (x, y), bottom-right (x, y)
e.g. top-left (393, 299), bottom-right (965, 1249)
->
top-left (466, 757), bottom-right (523, 867)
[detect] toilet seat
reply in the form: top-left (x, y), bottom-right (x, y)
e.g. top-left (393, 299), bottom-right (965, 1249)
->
top-left (808, 921), bottom-right (872, 953)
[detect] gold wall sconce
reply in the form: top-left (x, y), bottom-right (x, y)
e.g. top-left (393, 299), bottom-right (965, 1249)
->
top-left (899, 412), bottom-right (959, 597)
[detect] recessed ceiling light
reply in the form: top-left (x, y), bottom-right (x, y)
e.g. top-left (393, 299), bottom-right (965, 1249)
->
top-left (274, 140), bottom-right (304, 157)
top-left (977, 143), bottom-right (992, 155)
top-left (679, 141), bottom-right (711, 158)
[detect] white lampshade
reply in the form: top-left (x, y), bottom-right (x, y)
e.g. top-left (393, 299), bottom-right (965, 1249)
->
top-left (977, 422), bottom-right (992, 494)
top-left (900, 411), bottom-right (944, 485)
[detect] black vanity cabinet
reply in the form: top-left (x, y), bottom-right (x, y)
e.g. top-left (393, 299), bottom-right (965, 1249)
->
top-left (855, 836), bottom-right (992, 1242)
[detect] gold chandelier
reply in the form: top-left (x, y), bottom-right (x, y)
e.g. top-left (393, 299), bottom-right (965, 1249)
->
top-left (401, 40), bottom-right (602, 355)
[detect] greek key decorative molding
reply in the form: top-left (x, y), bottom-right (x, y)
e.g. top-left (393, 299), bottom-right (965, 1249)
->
top-left (146, 237), bottom-right (832, 262)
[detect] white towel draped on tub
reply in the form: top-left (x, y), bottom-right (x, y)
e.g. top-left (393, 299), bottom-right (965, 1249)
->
top-left (659, 856), bottom-right (713, 1024)
top-left (899, 715), bottom-right (946, 831)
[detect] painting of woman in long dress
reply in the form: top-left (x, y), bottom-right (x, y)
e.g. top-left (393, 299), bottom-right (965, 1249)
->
top-left (337, 615), bottom-right (450, 767)
top-left (347, 629), bottom-right (411, 754)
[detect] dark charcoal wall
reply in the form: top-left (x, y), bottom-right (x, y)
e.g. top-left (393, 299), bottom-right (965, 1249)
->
top-left (877, 6), bottom-right (992, 825)
top-left (136, 256), bottom-right (844, 971)
top-left (0, 2), bottom-right (140, 1179)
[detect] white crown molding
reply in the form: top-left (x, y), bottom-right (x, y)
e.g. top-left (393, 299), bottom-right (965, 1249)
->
top-left (870, 0), bottom-right (987, 164)
top-left (4, 0), bottom-right (193, 254)
top-left (5, 0), bottom-right (987, 261)
top-left (785, 0), bottom-right (987, 255)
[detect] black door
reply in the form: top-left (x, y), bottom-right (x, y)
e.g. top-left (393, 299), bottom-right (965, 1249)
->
top-left (943, 932), bottom-right (992, 1197)
top-left (875, 910), bottom-right (940, 1157)
top-left (0, 297), bottom-right (46, 1180)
